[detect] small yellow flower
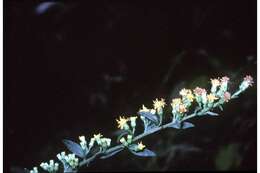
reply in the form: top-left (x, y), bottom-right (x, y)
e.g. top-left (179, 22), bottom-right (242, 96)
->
top-left (116, 116), bottom-right (129, 129)
top-left (180, 88), bottom-right (192, 96)
top-left (211, 78), bottom-right (220, 86)
top-left (137, 142), bottom-right (146, 151)
top-left (186, 93), bottom-right (195, 102)
top-left (171, 98), bottom-right (182, 107)
top-left (207, 94), bottom-right (218, 103)
top-left (178, 104), bottom-right (187, 113)
top-left (139, 105), bottom-right (150, 112)
top-left (153, 98), bottom-right (166, 110)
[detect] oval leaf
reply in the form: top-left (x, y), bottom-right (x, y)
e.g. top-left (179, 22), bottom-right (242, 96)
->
top-left (100, 148), bottom-right (124, 159)
top-left (206, 111), bottom-right (219, 116)
top-left (138, 111), bottom-right (159, 124)
top-left (63, 139), bottom-right (85, 158)
top-left (130, 148), bottom-right (156, 157)
top-left (182, 122), bottom-right (195, 129)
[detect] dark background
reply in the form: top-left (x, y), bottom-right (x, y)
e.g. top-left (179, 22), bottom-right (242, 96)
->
top-left (5, 0), bottom-right (257, 172)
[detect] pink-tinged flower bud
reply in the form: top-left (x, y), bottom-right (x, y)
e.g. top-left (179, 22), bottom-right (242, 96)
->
top-left (223, 92), bottom-right (231, 102)
top-left (239, 75), bottom-right (254, 91)
top-left (244, 75), bottom-right (254, 86)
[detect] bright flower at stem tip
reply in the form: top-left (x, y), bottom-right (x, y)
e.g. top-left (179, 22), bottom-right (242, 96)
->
top-left (116, 116), bottom-right (129, 129)
top-left (244, 75), bottom-right (254, 86)
top-left (137, 142), bottom-right (146, 151)
top-left (153, 98), bottom-right (166, 110)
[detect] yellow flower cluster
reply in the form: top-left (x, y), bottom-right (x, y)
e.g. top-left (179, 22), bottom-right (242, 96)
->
top-left (180, 88), bottom-right (195, 102)
top-left (153, 98), bottom-right (166, 112)
top-left (207, 93), bottom-right (218, 103)
top-left (116, 116), bottom-right (129, 130)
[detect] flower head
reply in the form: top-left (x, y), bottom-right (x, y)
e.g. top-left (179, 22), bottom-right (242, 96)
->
top-left (243, 75), bottom-right (254, 86)
top-left (207, 94), bottom-right (218, 103)
top-left (180, 88), bottom-right (192, 96)
top-left (178, 104), bottom-right (187, 113)
top-left (116, 116), bottom-right (129, 129)
top-left (137, 142), bottom-right (146, 151)
top-left (211, 78), bottom-right (221, 86)
top-left (171, 98), bottom-right (182, 107)
top-left (223, 92), bottom-right (231, 102)
top-left (186, 93), bottom-right (195, 102)
top-left (193, 87), bottom-right (206, 95)
top-left (221, 76), bottom-right (230, 83)
top-left (153, 98), bottom-right (166, 111)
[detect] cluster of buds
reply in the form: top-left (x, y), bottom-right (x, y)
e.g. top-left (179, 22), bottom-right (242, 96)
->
top-left (79, 136), bottom-right (88, 151)
top-left (89, 133), bottom-right (111, 150)
top-left (40, 160), bottom-right (59, 173)
top-left (216, 76), bottom-right (230, 97)
top-left (179, 89), bottom-right (195, 107)
top-left (56, 152), bottom-right (79, 169)
top-left (29, 167), bottom-right (38, 173)
top-left (119, 134), bottom-right (133, 146)
top-left (193, 87), bottom-right (207, 107)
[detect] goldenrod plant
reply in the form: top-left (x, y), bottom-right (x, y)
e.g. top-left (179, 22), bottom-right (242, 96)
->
top-left (26, 75), bottom-right (254, 173)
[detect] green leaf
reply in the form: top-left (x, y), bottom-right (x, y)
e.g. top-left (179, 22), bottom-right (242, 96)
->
top-left (130, 148), bottom-right (156, 157)
top-left (206, 111), bottom-right (219, 116)
top-left (182, 122), bottom-right (195, 129)
top-left (138, 111), bottom-right (159, 124)
top-left (63, 139), bottom-right (85, 158)
top-left (100, 147), bottom-right (124, 159)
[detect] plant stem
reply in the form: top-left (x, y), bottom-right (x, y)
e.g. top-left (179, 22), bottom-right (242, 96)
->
top-left (77, 112), bottom-right (198, 170)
